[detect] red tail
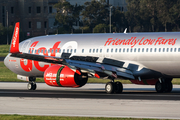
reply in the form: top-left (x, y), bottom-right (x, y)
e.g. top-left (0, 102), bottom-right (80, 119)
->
top-left (10, 22), bottom-right (20, 53)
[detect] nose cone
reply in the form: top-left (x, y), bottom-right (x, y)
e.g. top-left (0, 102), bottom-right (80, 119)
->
top-left (4, 54), bottom-right (10, 69)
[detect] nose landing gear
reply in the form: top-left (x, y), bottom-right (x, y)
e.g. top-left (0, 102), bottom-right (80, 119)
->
top-left (27, 77), bottom-right (37, 90)
top-left (27, 81), bottom-right (37, 90)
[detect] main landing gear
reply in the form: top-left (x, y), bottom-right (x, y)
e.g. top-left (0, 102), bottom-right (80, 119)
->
top-left (105, 80), bottom-right (123, 94)
top-left (27, 77), bottom-right (37, 90)
top-left (155, 78), bottom-right (173, 93)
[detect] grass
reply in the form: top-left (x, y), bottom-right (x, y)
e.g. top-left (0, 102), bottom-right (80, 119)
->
top-left (0, 114), bottom-right (169, 120)
top-left (0, 45), bottom-right (9, 57)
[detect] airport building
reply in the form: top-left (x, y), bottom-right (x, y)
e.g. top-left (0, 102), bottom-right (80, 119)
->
top-left (0, 0), bottom-right (127, 37)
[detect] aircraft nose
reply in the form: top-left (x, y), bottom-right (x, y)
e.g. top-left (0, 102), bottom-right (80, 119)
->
top-left (4, 54), bottom-right (10, 69)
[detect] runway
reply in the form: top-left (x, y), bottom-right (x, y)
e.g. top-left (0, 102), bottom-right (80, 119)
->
top-left (1, 82), bottom-right (180, 119)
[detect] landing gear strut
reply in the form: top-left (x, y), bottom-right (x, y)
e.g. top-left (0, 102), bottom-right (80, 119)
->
top-left (27, 77), bottom-right (37, 90)
top-left (155, 78), bottom-right (173, 93)
top-left (105, 81), bottom-right (123, 94)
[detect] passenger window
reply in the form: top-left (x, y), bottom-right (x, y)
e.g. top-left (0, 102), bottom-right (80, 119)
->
top-left (38, 49), bottom-right (40, 53)
top-left (63, 49), bottom-right (65, 53)
top-left (111, 48), bottom-right (113, 53)
top-left (159, 48), bottom-right (161, 52)
top-left (119, 49), bottom-right (121, 52)
top-left (178, 48), bottom-right (180, 52)
top-left (41, 49), bottom-right (43, 53)
top-left (32, 49), bottom-right (34, 53)
top-left (70, 49), bottom-right (72, 53)
top-left (163, 48), bottom-right (165, 52)
top-left (107, 49), bottom-right (109, 53)
top-left (127, 48), bottom-right (129, 52)
top-left (134, 48), bottom-right (136, 52)
top-left (93, 49), bottom-right (95, 53)
top-left (138, 48), bottom-right (140, 52)
top-left (55, 49), bottom-right (58, 53)
top-left (74, 49), bottom-right (76, 53)
top-left (149, 48), bottom-right (152, 52)
top-left (89, 49), bottom-right (91, 53)
top-left (59, 49), bottom-right (61, 53)
top-left (115, 49), bottom-right (118, 53)
top-left (142, 48), bottom-right (144, 52)
top-left (100, 49), bottom-right (102, 53)
top-left (170, 48), bottom-right (173, 52)
top-left (174, 48), bottom-right (177, 52)
top-left (52, 49), bottom-right (54, 53)
top-left (67, 49), bottom-right (69, 53)
top-left (167, 48), bottom-right (169, 52)
top-left (44, 49), bottom-right (46, 53)
top-left (35, 50), bottom-right (37, 53)
top-left (29, 50), bottom-right (31, 53)
top-left (154, 48), bottom-right (156, 52)
top-left (130, 48), bottom-right (133, 52)
top-left (123, 48), bottom-right (125, 52)
top-left (82, 49), bottom-right (84, 53)
top-left (96, 49), bottom-right (98, 53)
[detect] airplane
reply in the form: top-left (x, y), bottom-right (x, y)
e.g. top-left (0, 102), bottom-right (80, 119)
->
top-left (4, 22), bottom-right (180, 94)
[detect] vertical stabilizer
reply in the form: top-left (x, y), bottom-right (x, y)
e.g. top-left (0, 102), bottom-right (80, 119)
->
top-left (10, 22), bottom-right (20, 53)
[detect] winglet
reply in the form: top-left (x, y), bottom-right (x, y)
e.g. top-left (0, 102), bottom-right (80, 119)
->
top-left (10, 22), bottom-right (20, 53)
top-left (124, 28), bottom-right (127, 33)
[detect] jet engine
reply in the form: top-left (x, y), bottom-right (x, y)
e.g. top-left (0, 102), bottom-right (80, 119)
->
top-left (44, 65), bottom-right (88, 88)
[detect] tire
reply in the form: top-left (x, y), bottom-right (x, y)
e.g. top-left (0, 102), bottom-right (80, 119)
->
top-left (105, 82), bottom-right (114, 94)
top-left (27, 83), bottom-right (33, 90)
top-left (27, 82), bottom-right (37, 90)
top-left (114, 82), bottom-right (123, 94)
top-left (165, 81), bottom-right (173, 93)
top-left (155, 81), bottom-right (165, 93)
top-left (32, 83), bottom-right (37, 90)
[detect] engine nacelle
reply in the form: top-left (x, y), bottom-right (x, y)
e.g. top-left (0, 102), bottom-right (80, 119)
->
top-left (44, 65), bottom-right (88, 88)
top-left (130, 79), bottom-right (159, 85)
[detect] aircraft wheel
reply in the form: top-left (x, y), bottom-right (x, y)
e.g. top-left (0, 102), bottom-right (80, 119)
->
top-left (32, 83), bottom-right (37, 90)
top-left (105, 82), bottom-right (114, 94)
top-left (155, 81), bottom-right (165, 93)
top-left (27, 82), bottom-right (37, 90)
top-left (165, 81), bottom-right (173, 93)
top-left (114, 82), bottom-right (123, 94)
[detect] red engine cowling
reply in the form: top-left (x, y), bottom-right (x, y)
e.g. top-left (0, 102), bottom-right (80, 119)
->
top-left (44, 65), bottom-right (88, 88)
top-left (130, 79), bottom-right (159, 85)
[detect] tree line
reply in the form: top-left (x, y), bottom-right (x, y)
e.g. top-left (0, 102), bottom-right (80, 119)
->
top-left (54, 0), bottom-right (180, 33)
top-left (1, 0), bottom-right (180, 44)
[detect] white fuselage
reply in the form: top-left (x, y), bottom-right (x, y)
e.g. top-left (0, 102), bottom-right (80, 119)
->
top-left (4, 32), bottom-right (180, 78)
